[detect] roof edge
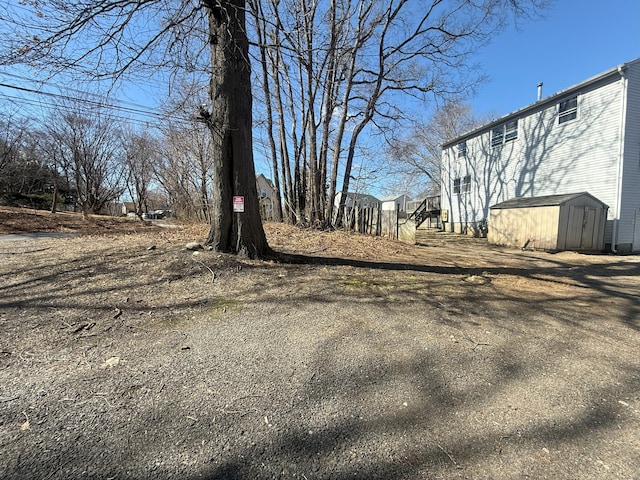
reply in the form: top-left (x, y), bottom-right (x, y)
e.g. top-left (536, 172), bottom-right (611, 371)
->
top-left (443, 57), bottom-right (640, 148)
top-left (489, 192), bottom-right (609, 210)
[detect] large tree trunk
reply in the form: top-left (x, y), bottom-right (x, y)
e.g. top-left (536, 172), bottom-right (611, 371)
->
top-left (204, 0), bottom-right (270, 258)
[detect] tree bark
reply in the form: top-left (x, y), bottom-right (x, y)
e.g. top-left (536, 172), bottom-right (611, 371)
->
top-left (204, 0), bottom-right (270, 258)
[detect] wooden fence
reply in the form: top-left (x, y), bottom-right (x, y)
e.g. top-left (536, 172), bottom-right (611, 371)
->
top-left (340, 205), bottom-right (399, 239)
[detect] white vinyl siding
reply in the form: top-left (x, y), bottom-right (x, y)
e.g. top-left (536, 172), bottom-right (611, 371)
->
top-left (440, 61), bottom-right (640, 248)
top-left (620, 61), bottom-right (640, 249)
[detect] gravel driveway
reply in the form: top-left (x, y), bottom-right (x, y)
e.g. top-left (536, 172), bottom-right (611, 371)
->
top-left (0, 226), bottom-right (638, 479)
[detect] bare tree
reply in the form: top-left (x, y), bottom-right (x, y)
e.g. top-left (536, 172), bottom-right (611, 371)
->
top-left (155, 82), bottom-right (218, 222)
top-left (157, 120), bottom-right (216, 222)
top-left (44, 104), bottom-right (125, 219)
top-left (248, 0), bottom-right (284, 222)
top-left (0, 113), bottom-right (26, 176)
top-left (386, 100), bottom-right (488, 196)
top-left (2, 0), bottom-right (270, 257)
top-left (0, 123), bottom-right (54, 205)
top-left (199, 1), bottom-right (269, 256)
top-left (249, 0), bottom-right (547, 227)
top-left (31, 127), bottom-right (72, 213)
top-left (122, 129), bottom-right (161, 220)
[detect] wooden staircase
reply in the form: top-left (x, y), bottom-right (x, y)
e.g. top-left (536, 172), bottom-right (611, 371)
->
top-left (407, 197), bottom-right (441, 229)
top-left (396, 196), bottom-right (442, 244)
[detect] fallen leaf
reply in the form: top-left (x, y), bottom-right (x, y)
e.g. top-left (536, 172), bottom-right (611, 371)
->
top-left (100, 356), bottom-right (121, 369)
top-left (20, 412), bottom-right (30, 431)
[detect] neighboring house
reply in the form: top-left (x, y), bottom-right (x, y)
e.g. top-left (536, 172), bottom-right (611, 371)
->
top-left (406, 195), bottom-right (442, 230)
top-left (334, 192), bottom-right (381, 210)
top-left (380, 194), bottom-right (411, 213)
top-left (334, 191), bottom-right (384, 236)
top-left (256, 173), bottom-right (278, 221)
top-left (441, 58), bottom-right (640, 252)
top-left (119, 202), bottom-right (137, 215)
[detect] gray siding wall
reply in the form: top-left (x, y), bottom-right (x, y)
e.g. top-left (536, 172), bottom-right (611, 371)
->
top-left (620, 61), bottom-right (640, 251)
top-left (441, 61), bottom-right (640, 249)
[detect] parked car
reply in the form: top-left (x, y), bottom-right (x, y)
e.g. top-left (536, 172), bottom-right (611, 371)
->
top-left (142, 212), bottom-right (164, 220)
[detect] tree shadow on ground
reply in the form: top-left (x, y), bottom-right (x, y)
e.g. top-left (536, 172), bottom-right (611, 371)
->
top-left (2, 238), bottom-right (639, 479)
top-left (195, 308), bottom-right (639, 479)
top-left (272, 251), bottom-right (640, 329)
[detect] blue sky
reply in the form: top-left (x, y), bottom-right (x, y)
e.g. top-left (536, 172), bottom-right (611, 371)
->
top-left (470, 0), bottom-right (640, 118)
top-left (1, 0), bottom-right (638, 194)
top-left (3, 1), bottom-right (637, 127)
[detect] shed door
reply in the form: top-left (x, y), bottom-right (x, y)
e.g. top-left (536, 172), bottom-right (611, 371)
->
top-left (634, 207), bottom-right (640, 252)
top-left (566, 206), bottom-right (597, 250)
top-left (580, 207), bottom-right (597, 250)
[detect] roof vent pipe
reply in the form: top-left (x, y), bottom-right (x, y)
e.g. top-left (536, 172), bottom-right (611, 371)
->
top-left (537, 82), bottom-right (543, 101)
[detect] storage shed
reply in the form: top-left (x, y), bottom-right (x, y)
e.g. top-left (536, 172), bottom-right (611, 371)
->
top-left (488, 192), bottom-right (608, 252)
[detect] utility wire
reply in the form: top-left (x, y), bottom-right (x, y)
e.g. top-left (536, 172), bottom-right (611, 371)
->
top-left (0, 82), bottom-right (166, 119)
top-left (0, 70), bottom-right (173, 110)
top-left (0, 81), bottom-right (196, 128)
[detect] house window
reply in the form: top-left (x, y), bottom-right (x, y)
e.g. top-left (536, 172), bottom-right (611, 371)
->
top-left (457, 141), bottom-right (467, 158)
top-left (462, 175), bottom-right (471, 193)
top-left (559, 95), bottom-right (578, 124)
top-left (492, 120), bottom-right (518, 147)
top-left (505, 120), bottom-right (518, 142)
top-left (453, 176), bottom-right (471, 195)
top-left (260, 187), bottom-right (267, 199)
top-left (491, 125), bottom-right (504, 147)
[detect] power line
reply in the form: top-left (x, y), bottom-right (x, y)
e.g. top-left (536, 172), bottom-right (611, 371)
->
top-left (0, 81), bottom-right (196, 128)
top-left (0, 70), bottom-right (173, 110)
top-left (0, 82), bottom-right (164, 119)
top-left (0, 92), bottom-right (170, 131)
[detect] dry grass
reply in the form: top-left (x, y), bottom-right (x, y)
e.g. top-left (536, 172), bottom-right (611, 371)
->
top-left (0, 205), bottom-right (160, 235)
top-left (265, 222), bottom-right (416, 260)
top-left (1, 206), bottom-right (639, 479)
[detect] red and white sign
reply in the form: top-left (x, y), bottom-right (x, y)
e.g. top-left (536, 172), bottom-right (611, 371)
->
top-left (233, 196), bottom-right (245, 213)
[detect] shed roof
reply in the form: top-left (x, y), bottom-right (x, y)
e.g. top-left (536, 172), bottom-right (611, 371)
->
top-left (490, 192), bottom-right (607, 210)
top-left (379, 194), bottom-right (410, 202)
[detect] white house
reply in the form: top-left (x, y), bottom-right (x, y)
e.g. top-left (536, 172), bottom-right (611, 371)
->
top-left (441, 58), bottom-right (640, 252)
top-left (256, 173), bottom-right (279, 221)
top-left (379, 194), bottom-right (411, 212)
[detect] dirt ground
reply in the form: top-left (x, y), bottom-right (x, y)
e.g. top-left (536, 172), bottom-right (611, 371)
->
top-left (0, 206), bottom-right (639, 479)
